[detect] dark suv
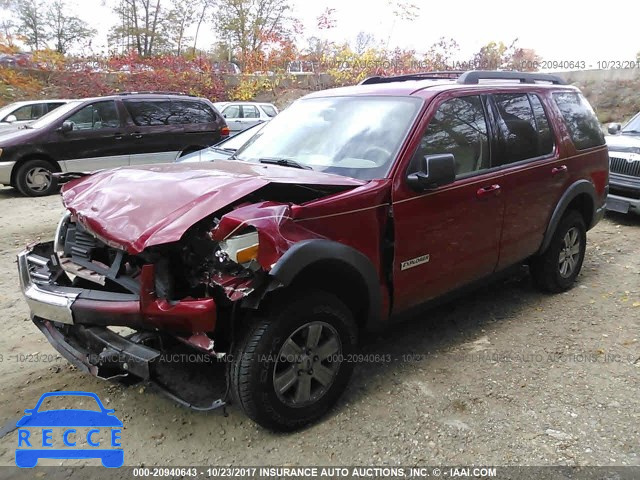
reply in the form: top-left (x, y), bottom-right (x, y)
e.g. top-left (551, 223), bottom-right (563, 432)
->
top-left (0, 92), bottom-right (228, 196)
top-left (17, 71), bottom-right (608, 430)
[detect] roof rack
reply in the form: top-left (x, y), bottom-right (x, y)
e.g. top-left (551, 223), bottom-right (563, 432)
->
top-left (457, 70), bottom-right (566, 85)
top-left (359, 70), bottom-right (566, 86)
top-left (360, 71), bottom-right (464, 85)
top-left (113, 91), bottom-right (195, 96)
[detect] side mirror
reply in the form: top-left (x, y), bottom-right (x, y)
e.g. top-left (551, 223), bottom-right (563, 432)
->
top-left (607, 123), bottom-right (621, 135)
top-left (407, 154), bottom-right (456, 191)
top-left (58, 121), bottom-right (74, 133)
top-left (4, 114), bottom-right (17, 124)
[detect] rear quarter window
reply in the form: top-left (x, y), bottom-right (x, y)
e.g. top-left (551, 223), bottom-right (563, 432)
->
top-left (553, 92), bottom-right (605, 150)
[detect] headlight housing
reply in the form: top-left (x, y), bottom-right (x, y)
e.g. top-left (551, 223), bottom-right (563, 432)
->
top-left (219, 230), bottom-right (259, 265)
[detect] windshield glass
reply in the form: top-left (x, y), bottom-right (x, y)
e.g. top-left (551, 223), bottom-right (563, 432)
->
top-left (234, 96), bottom-right (422, 180)
top-left (29, 101), bottom-right (82, 129)
top-left (622, 113), bottom-right (640, 133)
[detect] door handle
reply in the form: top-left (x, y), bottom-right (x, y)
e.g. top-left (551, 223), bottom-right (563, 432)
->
top-left (476, 184), bottom-right (501, 199)
top-left (132, 133), bottom-right (143, 139)
top-left (552, 165), bottom-right (568, 175)
top-left (114, 133), bottom-right (124, 140)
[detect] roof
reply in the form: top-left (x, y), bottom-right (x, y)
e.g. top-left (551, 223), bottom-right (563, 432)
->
top-left (304, 70), bottom-right (577, 100)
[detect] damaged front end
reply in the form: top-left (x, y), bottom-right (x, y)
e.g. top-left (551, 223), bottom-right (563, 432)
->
top-left (17, 179), bottom-right (348, 411)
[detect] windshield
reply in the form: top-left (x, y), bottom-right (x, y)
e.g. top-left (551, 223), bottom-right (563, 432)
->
top-left (29, 101), bottom-right (82, 129)
top-left (621, 113), bottom-right (640, 133)
top-left (234, 96), bottom-right (422, 180)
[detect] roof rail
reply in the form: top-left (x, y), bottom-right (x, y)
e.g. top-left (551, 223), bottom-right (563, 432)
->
top-left (359, 70), bottom-right (567, 86)
top-left (113, 91), bottom-right (195, 97)
top-left (360, 71), bottom-right (464, 85)
top-left (457, 70), bottom-right (566, 85)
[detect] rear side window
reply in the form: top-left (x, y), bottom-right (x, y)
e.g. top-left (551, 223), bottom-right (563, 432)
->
top-left (242, 105), bottom-right (259, 118)
top-left (493, 94), bottom-right (540, 164)
top-left (124, 100), bottom-right (172, 126)
top-left (261, 105), bottom-right (277, 117)
top-left (529, 95), bottom-right (554, 155)
top-left (553, 92), bottom-right (605, 150)
top-left (169, 100), bottom-right (217, 124)
top-left (410, 95), bottom-right (490, 177)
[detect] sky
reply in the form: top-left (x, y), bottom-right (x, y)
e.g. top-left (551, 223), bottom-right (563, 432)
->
top-left (2, 0), bottom-right (639, 67)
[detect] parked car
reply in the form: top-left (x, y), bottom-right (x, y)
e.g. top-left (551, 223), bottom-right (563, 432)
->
top-left (0, 99), bottom-right (70, 133)
top-left (605, 113), bottom-right (640, 214)
top-left (0, 92), bottom-right (229, 196)
top-left (213, 101), bottom-right (278, 134)
top-left (177, 121), bottom-right (268, 163)
top-left (17, 71), bottom-right (608, 431)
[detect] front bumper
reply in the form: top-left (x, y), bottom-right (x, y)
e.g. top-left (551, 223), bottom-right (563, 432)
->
top-left (17, 242), bottom-right (217, 331)
top-left (607, 173), bottom-right (640, 214)
top-left (17, 242), bottom-right (226, 410)
top-left (0, 160), bottom-right (15, 186)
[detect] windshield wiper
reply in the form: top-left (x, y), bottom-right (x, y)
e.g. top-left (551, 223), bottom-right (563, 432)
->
top-left (258, 157), bottom-right (312, 170)
top-left (622, 130), bottom-right (640, 134)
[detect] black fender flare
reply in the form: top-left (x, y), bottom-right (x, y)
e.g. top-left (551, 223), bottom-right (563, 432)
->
top-left (269, 239), bottom-right (383, 328)
top-left (539, 180), bottom-right (597, 254)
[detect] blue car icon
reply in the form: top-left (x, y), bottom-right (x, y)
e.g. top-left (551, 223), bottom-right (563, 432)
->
top-left (15, 391), bottom-right (123, 468)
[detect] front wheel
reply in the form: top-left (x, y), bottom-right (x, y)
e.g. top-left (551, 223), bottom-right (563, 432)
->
top-left (530, 210), bottom-right (586, 292)
top-left (230, 290), bottom-right (357, 431)
top-left (15, 159), bottom-right (57, 197)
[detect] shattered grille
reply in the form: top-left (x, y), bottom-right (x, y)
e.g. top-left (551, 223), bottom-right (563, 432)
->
top-left (609, 156), bottom-right (640, 177)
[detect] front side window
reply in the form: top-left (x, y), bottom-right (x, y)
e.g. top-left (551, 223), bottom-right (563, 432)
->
top-left (67, 101), bottom-right (119, 130)
top-left (222, 105), bottom-right (240, 119)
top-left (409, 96), bottom-right (489, 177)
top-left (234, 96), bottom-right (422, 181)
top-left (553, 92), bottom-right (605, 150)
top-left (11, 105), bottom-right (33, 121)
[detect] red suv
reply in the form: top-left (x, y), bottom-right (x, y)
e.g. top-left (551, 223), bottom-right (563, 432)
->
top-left (17, 71), bottom-right (608, 430)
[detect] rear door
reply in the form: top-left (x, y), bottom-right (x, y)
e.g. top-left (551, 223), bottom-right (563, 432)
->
top-left (240, 104), bottom-right (262, 130)
top-left (488, 92), bottom-right (566, 269)
top-left (392, 94), bottom-right (505, 312)
top-left (49, 100), bottom-right (130, 171)
top-left (122, 98), bottom-right (184, 165)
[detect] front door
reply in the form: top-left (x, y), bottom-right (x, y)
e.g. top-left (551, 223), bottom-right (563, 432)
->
top-left (392, 94), bottom-right (505, 312)
top-left (49, 100), bottom-right (130, 171)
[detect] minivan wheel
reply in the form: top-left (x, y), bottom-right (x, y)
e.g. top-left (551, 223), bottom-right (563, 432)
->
top-left (16, 159), bottom-right (57, 197)
top-left (530, 210), bottom-right (586, 293)
top-left (229, 290), bottom-right (357, 431)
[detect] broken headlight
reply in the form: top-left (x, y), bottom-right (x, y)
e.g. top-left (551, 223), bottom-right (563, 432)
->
top-left (217, 230), bottom-right (259, 266)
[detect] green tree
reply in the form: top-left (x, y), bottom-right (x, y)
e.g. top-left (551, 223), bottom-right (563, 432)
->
top-left (109, 0), bottom-right (168, 56)
top-left (47, 0), bottom-right (96, 54)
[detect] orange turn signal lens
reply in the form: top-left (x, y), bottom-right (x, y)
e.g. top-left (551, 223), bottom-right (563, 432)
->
top-left (221, 126), bottom-right (230, 136)
top-left (235, 244), bottom-right (259, 264)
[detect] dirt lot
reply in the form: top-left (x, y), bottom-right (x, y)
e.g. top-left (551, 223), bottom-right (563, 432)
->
top-left (0, 185), bottom-right (638, 468)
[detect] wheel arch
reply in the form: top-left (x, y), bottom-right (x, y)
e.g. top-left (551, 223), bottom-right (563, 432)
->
top-left (268, 239), bottom-right (383, 331)
top-left (10, 153), bottom-right (61, 186)
top-left (539, 180), bottom-right (596, 254)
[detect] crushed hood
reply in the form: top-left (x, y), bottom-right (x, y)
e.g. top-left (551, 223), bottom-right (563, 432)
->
top-left (61, 160), bottom-right (364, 253)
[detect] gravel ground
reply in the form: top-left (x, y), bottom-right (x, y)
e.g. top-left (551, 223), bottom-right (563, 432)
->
top-left (0, 185), bottom-right (638, 468)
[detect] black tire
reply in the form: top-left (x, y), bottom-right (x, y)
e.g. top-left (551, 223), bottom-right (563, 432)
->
top-left (229, 290), bottom-right (357, 431)
top-left (15, 159), bottom-right (58, 197)
top-left (530, 210), bottom-right (586, 293)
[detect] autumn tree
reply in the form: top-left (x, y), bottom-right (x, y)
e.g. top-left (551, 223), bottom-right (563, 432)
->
top-left (354, 32), bottom-right (376, 55)
top-left (47, 0), bottom-right (96, 54)
top-left (213, 0), bottom-right (295, 70)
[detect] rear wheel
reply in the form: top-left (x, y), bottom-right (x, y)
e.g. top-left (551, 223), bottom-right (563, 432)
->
top-left (230, 290), bottom-right (357, 431)
top-left (15, 159), bottom-right (58, 197)
top-left (530, 210), bottom-right (586, 292)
